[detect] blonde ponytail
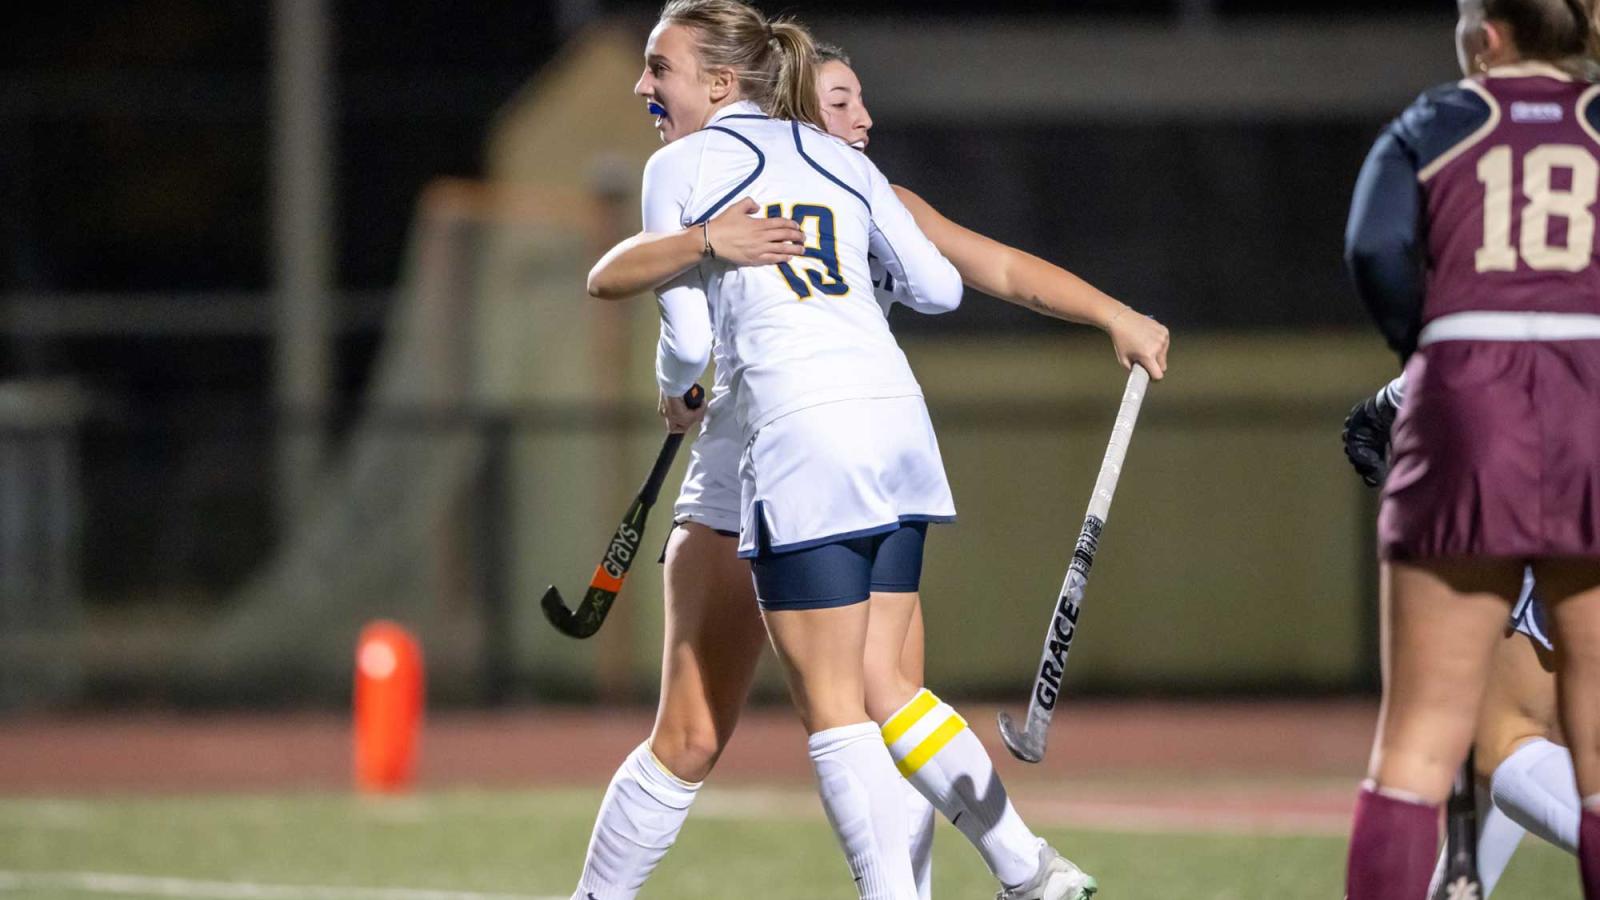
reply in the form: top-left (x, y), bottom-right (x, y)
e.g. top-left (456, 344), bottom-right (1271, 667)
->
top-left (768, 20), bottom-right (823, 129)
top-left (657, 0), bottom-right (825, 126)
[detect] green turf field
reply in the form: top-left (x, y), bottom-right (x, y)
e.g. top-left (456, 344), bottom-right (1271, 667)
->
top-left (0, 787), bottom-right (1579, 899)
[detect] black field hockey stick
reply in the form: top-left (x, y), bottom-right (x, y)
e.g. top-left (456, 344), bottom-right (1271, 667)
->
top-left (1432, 752), bottom-right (1483, 899)
top-left (999, 364), bottom-right (1150, 763)
top-left (541, 384), bottom-right (705, 639)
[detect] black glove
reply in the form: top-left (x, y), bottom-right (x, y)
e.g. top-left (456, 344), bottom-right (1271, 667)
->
top-left (1342, 391), bottom-right (1398, 488)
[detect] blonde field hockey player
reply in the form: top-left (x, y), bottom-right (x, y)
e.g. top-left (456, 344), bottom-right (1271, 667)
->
top-left (567, 13), bottom-right (1165, 900)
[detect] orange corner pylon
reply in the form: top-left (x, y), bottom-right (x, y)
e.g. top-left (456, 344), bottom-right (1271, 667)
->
top-left (353, 621), bottom-right (424, 793)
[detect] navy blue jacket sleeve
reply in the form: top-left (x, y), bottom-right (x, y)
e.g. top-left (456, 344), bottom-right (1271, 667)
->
top-left (1345, 83), bottom-right (1493, 360)
top-left (1345, 122), bottom-right (1424, 360)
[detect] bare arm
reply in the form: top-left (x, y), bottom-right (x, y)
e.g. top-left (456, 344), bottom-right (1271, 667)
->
top-left (893, 185), bottom-right (1169, 379)
top-left (586, 198), bottom-right (805, 300)
top-left (587, 228), bottom-right (703, 300)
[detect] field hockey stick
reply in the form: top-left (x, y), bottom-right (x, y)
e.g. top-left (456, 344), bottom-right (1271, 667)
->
top-left (541, 383), bottom-right (705, 639)
top-left (999, 364), bottom-right (1150, 763)
top-left (1432, 750), bottom-right (1483, 900)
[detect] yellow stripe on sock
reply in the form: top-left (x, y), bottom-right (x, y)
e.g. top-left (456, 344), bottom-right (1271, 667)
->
top-left (881, 690), bottom-right (937, 745)
top-left (896, 714), bottom-right (967, 777)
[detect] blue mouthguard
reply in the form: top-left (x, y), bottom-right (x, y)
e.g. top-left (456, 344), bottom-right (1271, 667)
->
top-left (647, 101), bottom-right (666, 117)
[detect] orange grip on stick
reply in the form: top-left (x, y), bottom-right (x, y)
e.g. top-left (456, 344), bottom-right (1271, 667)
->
top-left (353, 621), bottom-right (424, 793)
top-left (589, 565), bottom-right (624, 594)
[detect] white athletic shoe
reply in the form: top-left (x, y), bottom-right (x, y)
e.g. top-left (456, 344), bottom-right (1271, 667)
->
top-left (995, 843), bottom-right (1098, 900)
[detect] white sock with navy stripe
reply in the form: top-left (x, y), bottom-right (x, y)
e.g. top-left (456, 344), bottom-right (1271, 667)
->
top-left (571, 742), bottom-right (701, 900)
top-left (905, 778), bottom-right (935, 900)
top-left (809, 721), bottom-right (920, 900)
top-left (881, 689), bottom-right (1042, 889)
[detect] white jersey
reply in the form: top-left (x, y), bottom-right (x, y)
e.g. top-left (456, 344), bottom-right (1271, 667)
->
top-left (672, 221), bottom-right (924, 535)
top-left (644, 101), bottom-right (962, 438)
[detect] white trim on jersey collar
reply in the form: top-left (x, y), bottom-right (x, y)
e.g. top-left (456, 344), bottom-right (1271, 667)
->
top-left (707, 100), bottom-right (765, 125)
top-left (1419, 79), bottom-right (1501, 183)
top-left (1486, 61), bottom-right (1575, 82)
top-left (1580, 85), bottom-right (1600, 148)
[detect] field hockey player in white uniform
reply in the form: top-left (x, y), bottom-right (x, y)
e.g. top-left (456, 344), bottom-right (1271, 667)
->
top-left (641, 10), bottom-right (967, 900)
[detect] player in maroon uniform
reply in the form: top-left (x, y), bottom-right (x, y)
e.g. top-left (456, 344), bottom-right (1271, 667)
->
top-left (1343, 0), bottom-right (1600, 897)
top-left (1348, 375), bottom-right (1575, 898)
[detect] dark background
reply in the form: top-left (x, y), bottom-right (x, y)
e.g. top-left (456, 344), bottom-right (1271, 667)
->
top-left (2, 1), bottom-right (1431, 646)
top-left (6, 0), bottom-right (1438, 298)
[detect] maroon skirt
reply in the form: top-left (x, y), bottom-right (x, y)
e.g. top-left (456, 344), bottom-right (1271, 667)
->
top-left (1379, 339), bottom-right (1600, 561)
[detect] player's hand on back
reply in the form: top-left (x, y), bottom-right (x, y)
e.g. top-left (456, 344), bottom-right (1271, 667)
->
top-left (659, 389), bottom-right (707, 434)
top-left (1107, 306), bottom-right (1169, 380)
top-left (706, 198), bottom-right (805, 267)
top-left (1342, 392), bottom-right (1397, 487)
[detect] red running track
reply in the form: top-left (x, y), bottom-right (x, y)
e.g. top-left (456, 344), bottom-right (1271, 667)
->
top-left (0, 700), bottom-right (1375, 795)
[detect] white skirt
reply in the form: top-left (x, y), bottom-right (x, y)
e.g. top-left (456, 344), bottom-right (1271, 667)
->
top-left (673, 392), bottom-right (743, 535)
top-left (737, 395), bottom-right (956, 558)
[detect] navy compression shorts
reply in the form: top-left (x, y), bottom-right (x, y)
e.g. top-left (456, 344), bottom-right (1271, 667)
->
top-left (752, 522), bottom-right (928, 611)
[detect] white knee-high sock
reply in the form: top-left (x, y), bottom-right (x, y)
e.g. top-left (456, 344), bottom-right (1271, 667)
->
top-left (904, 778), bottom-right (935, 900)
top-left (1491, 737), bottom-right (1579, 854)
top-left (1426, 781), bottom-right (1525, 898)
top-left (571, 742), bottom-right (701, 900)
top-left (809, 722), bottom-right (919, 900)
top-left (882, 690), bottom-right (1042, 888)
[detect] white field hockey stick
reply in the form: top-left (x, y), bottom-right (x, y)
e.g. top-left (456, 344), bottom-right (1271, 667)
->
top-left (999, 364), bottom-right (1150, 763)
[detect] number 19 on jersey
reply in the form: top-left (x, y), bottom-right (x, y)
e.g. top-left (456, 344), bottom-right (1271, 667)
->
top-left (766, 203), bottom-right (851, 299)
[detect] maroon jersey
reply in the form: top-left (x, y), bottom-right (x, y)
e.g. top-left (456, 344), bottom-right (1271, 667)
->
top-left (1350, 65), bottom-right (1600, 561)
top-left (1420, 66), bottom-right (1600, 321)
